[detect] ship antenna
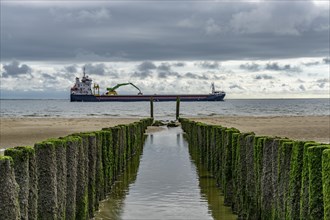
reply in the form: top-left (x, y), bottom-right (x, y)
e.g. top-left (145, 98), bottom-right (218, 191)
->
top-left (83, 66), bottom-right (86, 77)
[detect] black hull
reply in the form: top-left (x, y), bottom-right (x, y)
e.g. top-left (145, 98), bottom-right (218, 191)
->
top-left (70, 94), bottom-right (225, 102)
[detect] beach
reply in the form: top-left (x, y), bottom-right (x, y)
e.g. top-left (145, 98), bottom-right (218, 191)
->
top-left (0, 117), bottom-right (140, 149)
top-left (189, 116), bottom-right (330, 144)
top-left (1, 116), bottom-right (329, 150)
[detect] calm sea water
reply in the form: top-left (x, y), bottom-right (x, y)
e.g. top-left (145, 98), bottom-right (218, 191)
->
top-left (95, 127), bottom-right (236, 220)
top-left (0, 99), bottom-right (329, 119)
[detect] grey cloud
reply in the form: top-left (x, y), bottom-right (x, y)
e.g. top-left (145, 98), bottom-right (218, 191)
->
top-left (184, 72), bottom-right (198, 79)
top-left (212, 74), bottom-right (226, 80)
top-left (317, 82), bottom-right (326, 88)
top-left (302, 57), bottom-right (330, 66)
top-left (131, 71), bottom-right (151, 79)
top-left (323, 57), bottom-right (330, 64)
top-left (199, 74), bottom-right (209, 80)
top-left (241, 61), bottom-right (302, 73)
top-left (158, 71), bottom-right (179, 79)
top-left (2, 60), bottom-right (32, 77)
top-left (308, 73), bottom-right (319, 77)
top-left (64, 65), bottom-right (78, 73)
top-left (106, 70), bottom-right (119, 79)
top-left (156, 63), bottom-right (180, 79)
top-left (1, 2), bottom-right (329, 62)
top-left (198, 61), bottom-right (220, 69)
top-left (265, 62), bottom-right (301, 72)
top-left (84, 63), bottom-right (106, 75)
top-left (240, 63), bottom-right (261, 71)
top-left (138, 61), bottom-right (157, 72)
top-left (230, 1), bottom-right (327, 35)
top-left (315, 78), bottom-right (329, 88)
top-left (131, 61), bottom-right (156, 79)
top-left (173, 62), bottom-right (186, 67)
top-left (254, 74), bottom-right (274, 80)
top-left (183, 72), bottom-right (209, 80)
top-left (265, 62), bottom-right (283, 71)
top-left (229, 84), bottom-right (245, 90)
top-left (177, 16), bottom-right (197, 28)
top-left (51, 7), bottom-right (111, 23)
top-left (42, 73), bottom-right (56, 80)
top-left (205, 18), bottom-right (222, 35)
top-left (157, 63), bottom-right (171, 71)
top-left (316, 78), bottom-right (329, 83)
top-left (41, 73), bottom-right (60, 87)
top-left (299, 84), bottom-right (306, 91)
top-left (302, 61), bottom-right (320, 66)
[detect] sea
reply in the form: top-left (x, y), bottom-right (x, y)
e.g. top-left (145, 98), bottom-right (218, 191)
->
top-left (0, 98), bottom-right (329, 119)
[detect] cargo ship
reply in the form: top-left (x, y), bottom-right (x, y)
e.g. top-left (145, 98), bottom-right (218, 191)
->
top-left (70, 70), bottom-right (225, 102)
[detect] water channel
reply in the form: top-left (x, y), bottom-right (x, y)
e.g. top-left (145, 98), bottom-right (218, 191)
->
top-left (94, 127), bottom-right (236, 220)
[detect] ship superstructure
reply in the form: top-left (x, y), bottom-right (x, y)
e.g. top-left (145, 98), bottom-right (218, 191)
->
top-left (211, 82), bottom-right (226, 97)
top-left (70, 70), bottom-right (225, 102)
top-left (70, 68), bottom-right (93, 95)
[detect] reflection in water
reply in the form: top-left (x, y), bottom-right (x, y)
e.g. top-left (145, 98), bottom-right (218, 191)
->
top-left (188, 143), bottom-right (237, 220)
top-left (177, 132), bottom-right (182, 146)
top-left (94, 148), bottom-right (143, 219)
top-left (150, 134), bottom-right (154, 145)
top-left (95, 127), bottom-right (236, 220)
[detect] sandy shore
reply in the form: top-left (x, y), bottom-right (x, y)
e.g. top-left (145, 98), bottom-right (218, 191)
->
top-left (189, 116), bottom-right (330, 144)
top-left (0, 117), bottom-right (140, 149)
top-left (1, 116), bottom-right (329, 150)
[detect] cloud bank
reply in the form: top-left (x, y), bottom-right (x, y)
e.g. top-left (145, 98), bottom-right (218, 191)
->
top-left (1, 1), bottom-right (329, 62)
top-left (1, 1), bottom-right (329, 98)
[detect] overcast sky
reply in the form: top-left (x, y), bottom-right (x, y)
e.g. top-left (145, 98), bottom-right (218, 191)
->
top-left (1, 0), bottom-right (329, 99)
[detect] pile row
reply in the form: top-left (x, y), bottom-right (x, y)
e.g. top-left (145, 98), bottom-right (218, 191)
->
top-left (0, 118), bottom-right (153, 220)
top-left (180, 118), bottom-right (330, 220)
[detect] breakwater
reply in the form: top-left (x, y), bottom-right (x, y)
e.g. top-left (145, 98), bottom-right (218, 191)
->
top-left (0, 118), bottom-right (153, 220)
top-left (180, 118), bottom-right (330, 220)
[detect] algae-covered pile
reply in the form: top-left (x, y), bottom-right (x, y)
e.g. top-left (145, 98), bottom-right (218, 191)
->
top-left (0, 118), bottom-right (153, 219)
top-left (180, 118), bottom-right (330, 220)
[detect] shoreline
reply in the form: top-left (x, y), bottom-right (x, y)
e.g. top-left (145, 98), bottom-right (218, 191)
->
top-left (1, 116), bottom-right (329, 150)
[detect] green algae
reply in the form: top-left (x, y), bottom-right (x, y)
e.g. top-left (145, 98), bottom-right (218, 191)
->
top-left (180, 118), bottom-right (330, 220)
top-left (307, 145), bottom-right (330, 219)
top-left (322, 149), bottom-right (330, 220)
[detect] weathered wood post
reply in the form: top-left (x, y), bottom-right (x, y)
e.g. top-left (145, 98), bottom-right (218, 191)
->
top-left (35, 142), bottom-right (58, 220)
top-left (0, 156), bottom-right (21, 220)
top-left (150, 97), bottom-right (154, 118)
top-left (4, 147), bottom-right (31, 220)
top-left (176, 96), bottom-right (180, 120)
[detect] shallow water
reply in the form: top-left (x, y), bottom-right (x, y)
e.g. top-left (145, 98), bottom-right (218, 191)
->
top-left (94, 127), bottom-right (236, 220)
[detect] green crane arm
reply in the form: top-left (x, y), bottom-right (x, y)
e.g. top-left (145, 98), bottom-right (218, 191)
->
top-left (129, 83), bottom-right (142, 93)
top-left (106, 82), bottom-right (142, 93)
top-left (107, 83), bottom-right (130, 91)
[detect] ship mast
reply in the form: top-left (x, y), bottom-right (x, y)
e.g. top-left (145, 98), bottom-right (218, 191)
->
top-left (211, 82), bottom-right (215, 94)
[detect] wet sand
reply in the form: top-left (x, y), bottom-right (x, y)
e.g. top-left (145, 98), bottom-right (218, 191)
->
top-left (1, 116), bottom-right (329, 150)
top-left (189, 116), bottom-right (330, 144)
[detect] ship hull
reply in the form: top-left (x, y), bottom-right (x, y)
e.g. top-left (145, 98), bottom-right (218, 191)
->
top-left (70, 94), bottom-right (225, 102)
